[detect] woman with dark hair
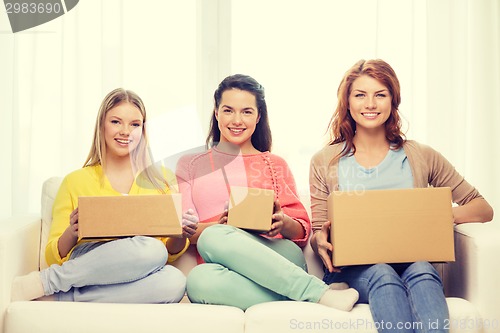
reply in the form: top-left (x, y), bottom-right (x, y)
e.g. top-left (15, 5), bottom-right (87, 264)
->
top-left (309, 59), bottom-right (493, 332)
top-left (176, 74), bottom-right (359, 311)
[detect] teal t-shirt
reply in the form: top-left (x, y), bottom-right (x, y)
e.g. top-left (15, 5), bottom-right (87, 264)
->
top-left (338, 147), bottom-right (413, 191)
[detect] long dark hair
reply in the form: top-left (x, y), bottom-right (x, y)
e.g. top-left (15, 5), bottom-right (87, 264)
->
top-left (327, 59), bottom-right (405, 160)
top-left (206, 74), bottom-right (272, 152)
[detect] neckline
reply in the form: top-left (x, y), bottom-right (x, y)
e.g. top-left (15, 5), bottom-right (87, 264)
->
top-left (212, 146), bottom-right (268, 157)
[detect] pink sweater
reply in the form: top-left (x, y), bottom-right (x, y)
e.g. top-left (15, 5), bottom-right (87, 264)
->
top-left (176, 147), bottom-right (311, 248)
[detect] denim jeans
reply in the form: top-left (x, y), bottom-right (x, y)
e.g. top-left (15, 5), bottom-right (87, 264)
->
top-left (187, 224), bottom-right (329, 310)
top-left (324, 262), bottom-right (449, 333)
top-left (40, 236), bottom-right (186, 303)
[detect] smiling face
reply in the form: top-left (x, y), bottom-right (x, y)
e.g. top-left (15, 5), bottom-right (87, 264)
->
top-left (103, 101), bottom-right (144, 160)
top-left (348, 75), bottom-right (392, 133)
top-left (215, 88), bottom-right (260, 152)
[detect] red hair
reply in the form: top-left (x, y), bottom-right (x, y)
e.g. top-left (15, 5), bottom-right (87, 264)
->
top-left (327, 59), bottom-right (405, 160)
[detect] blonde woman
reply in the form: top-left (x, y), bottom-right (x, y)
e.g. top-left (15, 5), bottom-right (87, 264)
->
top-left (12, 88), bottom-right (198, 303)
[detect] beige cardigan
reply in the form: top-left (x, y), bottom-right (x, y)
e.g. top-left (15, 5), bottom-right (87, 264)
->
top-left (309, 140), bottom-right (483, 232)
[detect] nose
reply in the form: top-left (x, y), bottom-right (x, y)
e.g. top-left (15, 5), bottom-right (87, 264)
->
top-left (232, 112), bottom-right (243, 124)
top-left (119, 124), bottom-right (130, 136)
top-left (365, 96), bottom-right (376, 109)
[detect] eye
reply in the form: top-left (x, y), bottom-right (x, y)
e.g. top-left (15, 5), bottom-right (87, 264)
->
top-left (354, 93), bottom-right (365, 98)
top-left (222, 108), bottom-right (232, 113)
top-left (111, 120), bottom-right (120, 124)
top-left (131, 123), bottom-right (141, 127)
top-left (376, 93), bottom-right (387, 98)
top-left (243, 110), bottom-right (254, 115)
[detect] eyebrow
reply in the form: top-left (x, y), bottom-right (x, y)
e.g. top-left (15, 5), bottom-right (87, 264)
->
top-left (352, 89), bottom-right (389, 94)
top-left (221, 105), bottom-right (256, 111)
top-left (109, 116), bottom-right (143, 123)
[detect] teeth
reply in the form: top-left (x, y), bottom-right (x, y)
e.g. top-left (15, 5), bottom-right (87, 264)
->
top-left (230, 128), bottom-right (244, 133)
top-left (362, 113), bottom-right (379, 117)
top-left (116, 139), bottom-right (130, 144)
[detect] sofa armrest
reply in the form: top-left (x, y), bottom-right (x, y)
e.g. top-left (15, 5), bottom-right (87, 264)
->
top-left (0, 215), bottom-right (42, 332)
top-left (443, 221), bottom-right (500, 331)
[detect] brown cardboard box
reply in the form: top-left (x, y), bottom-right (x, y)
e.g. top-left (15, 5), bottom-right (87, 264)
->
top-left (227, 186), bottom-right (275, 232)
top-left (78, 194), bottom-right (182, 239)
top-left (328, 187), bottom-right (454, 266)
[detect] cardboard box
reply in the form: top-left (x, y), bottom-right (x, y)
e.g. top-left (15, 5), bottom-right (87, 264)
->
top-left (227, 186), bottom-right (275, 232)
top-left (78, 194), bottom-right (183, 239)
top-left (328, 187), bottom-right (454, 266)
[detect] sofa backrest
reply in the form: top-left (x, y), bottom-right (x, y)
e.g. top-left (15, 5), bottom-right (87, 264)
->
top-left (40, 177), bottom-right (324, 278)
top-left (40, 177), bottom-right (64, 270)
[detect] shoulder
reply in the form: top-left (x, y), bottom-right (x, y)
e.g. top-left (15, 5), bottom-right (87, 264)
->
top-left (264, 152), bottom-right (289, 166)
top-left (63, 165), bottom-right (101, 183)
top-left (310, 143), bottom-right (343, 165)
top-left (177, 149), bottom-right (211, 169)
top-left (403, 140), bottom-right (441, 158)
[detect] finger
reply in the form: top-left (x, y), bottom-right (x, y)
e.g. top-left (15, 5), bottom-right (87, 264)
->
top-left (273, 200), bottom-right (282, 213)
top-left (223, 201), bottom-right (229, 211)
top-left (183, 213), bottom-right (198, 223)
top-left (219, 216), bottom-right (228, 224)
top-left (319, 251), bottom-right (334, 273)
top-left (183, 225), bottom-right (197, 237)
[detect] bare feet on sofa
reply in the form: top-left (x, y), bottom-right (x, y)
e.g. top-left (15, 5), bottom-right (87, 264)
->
top-left (318, 288), bottom-right (359, 311)
top-left (11, 271), bottom-right (45, 301)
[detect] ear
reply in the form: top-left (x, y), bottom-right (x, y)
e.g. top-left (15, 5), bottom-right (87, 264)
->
top-left (256, 113), bottom-right (261, 124)
top-left (214, 108), bottom-right (219, 121)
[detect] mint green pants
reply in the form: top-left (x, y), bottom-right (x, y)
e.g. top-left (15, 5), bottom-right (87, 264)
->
top-left (186, 224), bottom-right (328, 310)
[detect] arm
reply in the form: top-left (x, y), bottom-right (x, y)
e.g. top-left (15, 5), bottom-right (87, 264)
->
top-left (423, 144), bottom-right (494, 223)
top-left (452, 197), bottom-right (493, 224)
top-left (46, 176), bottom-right (78, 265)
top-left (165, 209), bottom-right (198, 254)
top-left (309, 149), bottom-right (338, 271)
top-left (267, 156), bottom-right (311, 246)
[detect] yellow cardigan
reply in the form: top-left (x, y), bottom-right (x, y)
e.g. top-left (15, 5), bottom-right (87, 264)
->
top-left (45, 165), bottom-right (189, 266)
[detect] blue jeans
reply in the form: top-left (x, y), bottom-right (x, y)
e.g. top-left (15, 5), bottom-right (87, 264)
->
top-left (324, 262), bottom-right (449, 333)
top-left (187, 224), bottom-right (329, 310)
top-left (40, 236), bottom-right (186, 303)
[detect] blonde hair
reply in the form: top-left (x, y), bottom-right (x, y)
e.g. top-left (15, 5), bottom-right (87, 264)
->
top-left (83, 88), bottom-right (167, 193)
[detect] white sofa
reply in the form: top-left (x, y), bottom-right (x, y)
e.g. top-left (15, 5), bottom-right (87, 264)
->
top-left (1, 177), bottom-right (499, 333)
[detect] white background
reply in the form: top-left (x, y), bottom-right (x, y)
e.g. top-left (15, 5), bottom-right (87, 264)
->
top-left (1, 0), bottom-right (499, 219)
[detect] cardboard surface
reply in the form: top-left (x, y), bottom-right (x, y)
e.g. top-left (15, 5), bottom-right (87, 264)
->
top-left (227, 186), bottom-right (275, 232)
top-left (328, 187), bottom-right (454, 266)
top-left (78, 194), bottom-right (183, 239)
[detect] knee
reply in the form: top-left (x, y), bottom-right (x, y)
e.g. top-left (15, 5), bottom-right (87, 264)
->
top-left (403, 261), bottom-right (442, 286)
top-left (186, 264), bottom-right (223, 303)
top-left (367, 264), bottom-right (402, 287)
top-left (197, 224), bottom-right (236, 258)
top-left (131, 236), bottom-right (168, 268)
top-left (156, 266), bottom-right (187, 303)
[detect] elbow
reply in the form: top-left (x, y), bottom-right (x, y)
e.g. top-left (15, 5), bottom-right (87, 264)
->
top-left (484, 205), bottom-right (494, 223)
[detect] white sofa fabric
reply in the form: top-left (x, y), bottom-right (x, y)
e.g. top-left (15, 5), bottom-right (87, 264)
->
top-left (1, 177), bottom-right (499, 333)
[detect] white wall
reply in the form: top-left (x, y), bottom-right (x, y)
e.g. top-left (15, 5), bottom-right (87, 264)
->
top-left (1, 0), bottom-right (499, 219)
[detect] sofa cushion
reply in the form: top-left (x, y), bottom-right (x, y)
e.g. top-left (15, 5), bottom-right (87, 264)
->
top-left (244, 298), bottom-right (482, 333)
top-left (5, 302), bottom-right (244, 333)
top-left (40, 177), bottom-right (63, 270)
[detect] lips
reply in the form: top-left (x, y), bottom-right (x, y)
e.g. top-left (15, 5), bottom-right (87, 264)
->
top-left (229, 128), bottom-right (245, 135)
top-left (361, 112), bottom-right (380, 119)
top-left (115, 138), bottom-right (132, 146)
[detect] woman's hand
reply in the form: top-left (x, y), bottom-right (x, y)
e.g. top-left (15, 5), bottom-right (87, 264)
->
top-left (217, 201), bottom-right (229, 225)
top-left (317, 221), bottom-right (340, 273)
top-left (57, 208), bottom-right (79, 258)
top-left (267, 200), bottom-right (285, 237)
top-left (181, 209), bottom-right (199, 238)
top-left (68, 207), bottom-right (79, 238)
